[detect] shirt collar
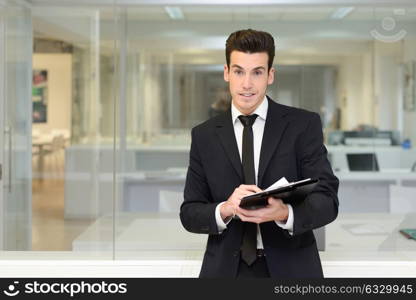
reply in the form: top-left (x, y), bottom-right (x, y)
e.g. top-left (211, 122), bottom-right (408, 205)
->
top-left (231, 95), bottom-right (268, 124)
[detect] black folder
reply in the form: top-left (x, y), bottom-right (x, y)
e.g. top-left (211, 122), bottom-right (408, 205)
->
top-left (239, 178), bottom-right (319, 209)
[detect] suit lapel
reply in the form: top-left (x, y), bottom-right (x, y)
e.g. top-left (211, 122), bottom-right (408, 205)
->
top-left (258, 98), bottom-right (290, 187)
top-left (215, 110), bottom-right (243, 182)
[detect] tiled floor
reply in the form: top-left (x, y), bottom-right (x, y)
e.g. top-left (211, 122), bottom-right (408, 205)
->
top-left (32, 156), bottom-right (93, 251)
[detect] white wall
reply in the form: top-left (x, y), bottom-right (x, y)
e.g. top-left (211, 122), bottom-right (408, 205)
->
top-left (373, 41), bottom-right (402, 131)
top-left (278, 43), bottom-right (377, 131)
top-left (137, 51), bottom-right (162, 142)
top-left (0, 14), bottom-right (5, 249)
top-left (32, 53), bottom-right (72, 135)
top-left (339, 55), bottom-right (367, 130)
top-left (30, 42), bottom-right (410, 142)
top-left (361, 51), bottom-right (375, 127)
top-left (403, 39), bottom-right (416, 144)
top-left (278, 50), bottom-right (374, 131)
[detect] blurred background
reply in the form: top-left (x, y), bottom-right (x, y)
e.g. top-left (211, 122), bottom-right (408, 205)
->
top-left (1, 0), bottom-right (416, 273)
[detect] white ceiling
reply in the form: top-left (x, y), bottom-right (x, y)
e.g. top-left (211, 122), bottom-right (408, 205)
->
top-left (119, 6), bottom-right (416, 21)
top-left (28, 3), bottom-right (416, 57)
top-left (24, 0), bottom-right (416, 5)
top-left (30, 5), bottom-right (416, 21)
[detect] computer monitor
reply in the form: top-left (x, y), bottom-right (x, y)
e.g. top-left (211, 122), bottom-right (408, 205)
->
top-left (346, 153), bottom-right (379, 171)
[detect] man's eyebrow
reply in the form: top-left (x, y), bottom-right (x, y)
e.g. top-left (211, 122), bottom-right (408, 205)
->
top-left (230, 64), bottom-right (266, 71)
top-left (231, 64), bottom-right (244, 69)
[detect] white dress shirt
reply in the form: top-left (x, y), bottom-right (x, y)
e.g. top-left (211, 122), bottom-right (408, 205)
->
top-left (214, 96), bottom-right (294, 249)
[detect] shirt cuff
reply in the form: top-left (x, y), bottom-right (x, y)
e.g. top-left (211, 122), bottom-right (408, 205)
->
top-left (215, 202), bottom-right (232, 233)
top-left (275, 204), bottom-right (294, 235)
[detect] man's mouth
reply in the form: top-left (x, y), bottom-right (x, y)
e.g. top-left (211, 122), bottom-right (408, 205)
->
top-left (239, 93), bottom-right (255, 98)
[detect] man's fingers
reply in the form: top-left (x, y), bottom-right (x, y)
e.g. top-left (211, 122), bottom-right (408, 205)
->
top-left (238, 185), bottom-right (263, 193)
top-left (234, 190), bottom-right (257, 201)
top-left (238, 214), bottom-right (263, 224)
top-left (244, 185), bottom-right (262, 193)
top-left (268, 197), bottom-right (283, 205)
top-left (251, 185), bottom-right (263, 193)
top-left (237, 207), bottom-right (264, 218)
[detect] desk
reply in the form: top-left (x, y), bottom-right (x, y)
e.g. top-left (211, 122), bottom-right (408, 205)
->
top-left (120, 170), bottom-right (416, 214)
top-left (33, 134), bottom-right (69, 179)
top-left (63, 144), bottom-right (416, 217)
top-left (335, 170), bottom-right (416, 213)
top-left (62, 168), bottom-right (416, 218)
top-left (32, 135), bottom-right (53, 179)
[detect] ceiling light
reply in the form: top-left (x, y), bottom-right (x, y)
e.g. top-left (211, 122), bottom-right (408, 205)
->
top-left (165, 6), bottom-right (184, 20)
top-left (330, 7), bottom-right (354, 19)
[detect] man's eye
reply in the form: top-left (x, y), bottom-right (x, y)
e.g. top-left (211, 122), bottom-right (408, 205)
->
top-left (234, 70), bottom-right (243, 75)
top-left (254, 71), bottom-right (263, 75)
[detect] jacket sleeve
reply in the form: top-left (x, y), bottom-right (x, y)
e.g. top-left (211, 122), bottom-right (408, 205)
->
top-left (179, 128), bottom-right (220, 235)
top-left (291, 113), bottom-right (339, 236)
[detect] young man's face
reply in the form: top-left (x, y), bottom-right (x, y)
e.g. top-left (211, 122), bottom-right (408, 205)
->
top-left (224, 51), bottom-right (275, 115)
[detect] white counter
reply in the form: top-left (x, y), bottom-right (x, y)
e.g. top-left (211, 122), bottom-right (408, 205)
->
top-left (0, 260), bottom-right (415, 277)
top-left (1, 213), bottom-right (415, 277)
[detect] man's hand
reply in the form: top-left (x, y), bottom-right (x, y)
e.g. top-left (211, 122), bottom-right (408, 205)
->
top-left (236, 197), bottom-right (289, 224)
top-left (220, 185), bottom-right (262, 221)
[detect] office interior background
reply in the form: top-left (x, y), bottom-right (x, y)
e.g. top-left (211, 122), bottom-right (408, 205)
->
top-left (0, 0), bottom-right (416, 276)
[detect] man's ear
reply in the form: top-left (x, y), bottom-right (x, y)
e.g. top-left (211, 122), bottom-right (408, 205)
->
top-left (267, 67), bottom-right (275, 85)
top-left (224, 64), bottom-right (229, 82)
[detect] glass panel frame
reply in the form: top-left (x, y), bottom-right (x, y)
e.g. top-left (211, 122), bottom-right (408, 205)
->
top-left (0, 2), bottom-right (414, 272)
top-left (1, 1), bottom-right (33, 251)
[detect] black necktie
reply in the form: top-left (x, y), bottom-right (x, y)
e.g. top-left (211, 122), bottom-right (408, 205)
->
top-left (238, 114), bottom-right (258, 266)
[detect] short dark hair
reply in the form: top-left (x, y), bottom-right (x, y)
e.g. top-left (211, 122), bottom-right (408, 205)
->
top-left (225, 29), bottom-right (275, 70)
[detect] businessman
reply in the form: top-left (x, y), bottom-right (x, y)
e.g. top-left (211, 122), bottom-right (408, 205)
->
top-left (180, 29), bottom-right (339, 278)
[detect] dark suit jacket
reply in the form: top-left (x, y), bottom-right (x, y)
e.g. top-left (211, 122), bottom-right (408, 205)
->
top-left (180, 97), bottom-right (339, 278)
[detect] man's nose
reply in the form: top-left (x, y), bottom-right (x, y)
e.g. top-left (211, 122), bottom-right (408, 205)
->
top-left (242, 74), bottom-right (253, 89)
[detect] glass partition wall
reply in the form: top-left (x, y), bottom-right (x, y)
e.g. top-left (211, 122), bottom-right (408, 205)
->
top-left (0, 1), bottom-right (117, 257)
top-left (114, 4), bottom-right (416, 263)
top-left (0, 1), bottom-right (32, 251)
top-left (0, 1), bottom-right (415, 267)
